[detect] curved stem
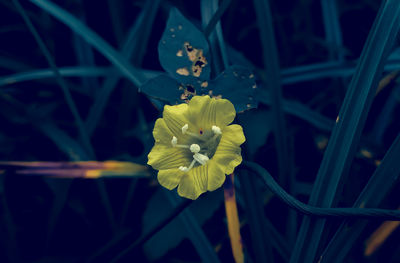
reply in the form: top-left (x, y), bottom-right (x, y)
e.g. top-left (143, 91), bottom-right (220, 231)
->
top-left (241, 161), bottom-right (400, 220)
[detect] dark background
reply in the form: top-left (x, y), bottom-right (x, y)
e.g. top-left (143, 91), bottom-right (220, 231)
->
top-left (0, 0), bottom-right (399, 262)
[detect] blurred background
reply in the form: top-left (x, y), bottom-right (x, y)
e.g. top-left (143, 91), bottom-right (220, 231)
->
top-left (0, 0), bottom-right (399, 262)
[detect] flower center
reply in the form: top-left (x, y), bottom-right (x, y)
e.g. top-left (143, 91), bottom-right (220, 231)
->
top-left (171, 124), bottom-right (222, 172)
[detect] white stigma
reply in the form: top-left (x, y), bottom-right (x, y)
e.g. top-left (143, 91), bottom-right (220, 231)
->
top-left (182, 124), bottom-right (189, 134)
top-left (171, 127), bottom-right (214, 172)
top-left (212, 125), bottom-right (222, 135)
top-left (190, 144), bottom-right (200, 153)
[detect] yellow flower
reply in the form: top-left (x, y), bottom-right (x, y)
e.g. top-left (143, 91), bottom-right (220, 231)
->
top-left (148, 95), bottom-right (246, 200)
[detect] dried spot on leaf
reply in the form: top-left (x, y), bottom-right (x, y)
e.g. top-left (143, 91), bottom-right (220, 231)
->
top-left (249, 74), bottom-right (254, 78)
top-left (176, 50), bottom-right (183, 57)
top-left (252, 84), bottom-right (257, 89)
top-left (207, 89), bottom-right (221, 99)
top-left (178, 25), bottom-right (183, 30)
top-left (183, 42), bottom-right (208, 77)
top-left (170, 28), bottom-right (175, 32)
top-left (171, 34), bottom-right (176, 38)
top-left (201, 81), bottom-right (208, 88)
top-left (208, 90), bottom-right (222, 99)
top-left (184, 42), bottom-right (196, 60)
top-left (180, 84), bottom-right (196, 101)
top-left (176, 68), bottom-right (189, 76)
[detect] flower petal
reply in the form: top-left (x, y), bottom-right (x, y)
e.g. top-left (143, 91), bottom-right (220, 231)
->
top-left (177, 163), bottom-right (209, 199)
top-left (207, 160), bottom-right (226, 191)
top-left (153, 118), bottom-right (174, 144)
top-left (148, 144), bottom-right (190, 170)
top-left (163, 103), bottom-right (190, 137)
top-left (188, 96), bottom-right (235, 130)
top-left (213, 124), bottom-right (245, 174)
top-left (157, 168), bottom-right (184, 190)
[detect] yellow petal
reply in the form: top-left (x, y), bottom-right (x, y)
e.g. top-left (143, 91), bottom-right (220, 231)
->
top-left (207, 160), bottom-right (226, 191)
top-left (188, 96), bottom-right (235, 130)
top-left (147, 144), bottom-right (190, 170)
top-left (222, 124), bottom-right (246, 145)
top-left (153, 118), bottom-right (174, 144)
top-left (177, 164), bottom-right (209, 199)
top-left (157, 168), bottom-right (184, 190)
top-left (163, 103), bottom-right (190, 137)
top-left (213, 124), bottom-right (245, 174)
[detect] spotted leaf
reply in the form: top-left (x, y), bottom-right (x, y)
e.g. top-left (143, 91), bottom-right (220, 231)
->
top-left (158, 8), bottom-right (211, 88)
top-left (207, 65), bottom-right (258, 112)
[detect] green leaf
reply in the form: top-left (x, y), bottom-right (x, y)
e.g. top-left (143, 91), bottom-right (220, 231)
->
top-left (158, 8), bottom-right (211, 87)
top-left (320, 133), bottom-right (400, 262)
top-left (238, 109), bottom-right (273, 158)
top-left (253, 0), bottom-right (290, 187)
top-left (30, 0), bottom-right (145, 87)
top-left (85, 0), bottom-right (161, 136)
top-left (257, 89), bottom-right (334, 132)
top-left (0, 67), bottom-right (112, 88)
top-left (209, 65), bottom-right (257, 112)
top-left (321, 0), bottom-right (344, 60)
top-left (290, 1), bottom-right (400, 262)
top-left (238, 170), bottom-right (274, 262)
top-left (139, 74), bottom-right (182, 105)
top-left (142, 189), bottom-right (222, 262)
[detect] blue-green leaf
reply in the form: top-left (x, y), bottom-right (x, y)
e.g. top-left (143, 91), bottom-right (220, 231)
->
top-left (139, 74), bottom-right (182, 105)
top-left (208, 65), bottom-right (257, 112)
top-left (158, 8), bottom-right (211, 87)
top-left (290, 1), bottom-right (400, 262)
top-left (142, 189), bottom-right (222, 262)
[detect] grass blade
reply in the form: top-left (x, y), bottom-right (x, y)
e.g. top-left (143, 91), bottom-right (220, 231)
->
top-left (281, 59), bottom-right (400, 85)
top-left (0, 67), bottom-right (112, 87)
top-left (238, 170), bottom-right (273, 262)
top-left (258, 89), bottom-right (334, 132)
top-left (290, 1), bottom-right (400, 262)
top-left (319, 133), bottom-right (400, 262)
top-left (321, 0), bottom-right (344, 60)
top-left (253, 0), bottom-right (290, 187)
top-left (30, 0), bottom-right (145, 87)
top-left (365, 215), bottom-right (400, 257)
top-left (162, 191), bottom-right (221, 263)
top-left (201, 0), bottom-right (231, 73)
top-left (85, 0), bottom-right (160, 136)
top-left (13, 0), bottom-right (95, 158)
top-left (223, 174), bottom-right (244, 263)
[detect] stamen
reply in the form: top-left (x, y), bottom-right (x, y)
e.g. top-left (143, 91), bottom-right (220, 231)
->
top-left (187, 159), bottom-right (196, 170)
top-left (171, 136), bottom-right (178, 146)
top-left (212, 125), bottom-right (222, 135)
top-left (193, 153), bottom-right (209, 165)
top-left (190, 144), bottom-right (200, 153)
top-left (179, 159), bottom-right (196, 172)
top-left (181, 124), bottom-right (207, 141)
top-left (171, 136), bottom-right (189, 148)
top-left (179, 166), bottom-right (188, 172)
top-left (182, 124), bottom-right (189, 134)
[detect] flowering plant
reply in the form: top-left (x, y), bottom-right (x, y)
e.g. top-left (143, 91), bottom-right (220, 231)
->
top-left (148, 95), bottom-right (245, 199)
